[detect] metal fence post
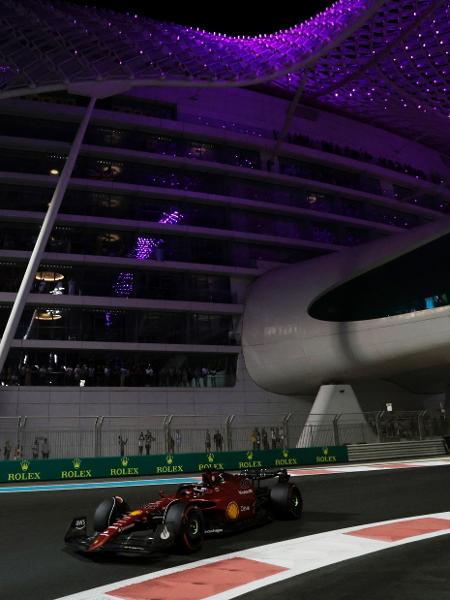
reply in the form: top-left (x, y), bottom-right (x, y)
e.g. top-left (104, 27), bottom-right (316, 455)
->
top-left (164, 415), bottom-right (173, 452)
top-left (94, 416), bottom-right (104, 457)
top-left (226, 415), bottom-right (234, 451)
top-left (282, 413), bottom-right (291, 449)
top-left (18, 416), bottom-right (27, 449)
top-left (418, 411), bottom-right (424, 440)
top-left (332, 415), bottom-right (340, 446)
top-left (375, 411), bottom-right (382, 442)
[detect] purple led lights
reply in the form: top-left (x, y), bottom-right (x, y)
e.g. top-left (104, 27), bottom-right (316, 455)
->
top-left (112, 210), bottom-right (182, 298)
top-left (1, 1), bottom-right (448, 154)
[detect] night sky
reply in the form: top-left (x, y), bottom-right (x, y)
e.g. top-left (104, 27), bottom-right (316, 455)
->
top-left (65, 1), bottom-right (336, 36)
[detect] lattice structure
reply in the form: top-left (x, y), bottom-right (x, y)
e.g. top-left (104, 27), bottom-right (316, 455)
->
top-left (0, 0), bottom-right (448, 150)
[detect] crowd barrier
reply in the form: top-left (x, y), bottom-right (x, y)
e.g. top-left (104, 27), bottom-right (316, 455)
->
top-left (0, 445), bottom-right (348, 483)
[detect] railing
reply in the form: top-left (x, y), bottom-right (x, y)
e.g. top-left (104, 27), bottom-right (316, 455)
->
top-left (297, 410), bottom-right (449, 448)
top-left (0, 410), bottom-right (447, 460)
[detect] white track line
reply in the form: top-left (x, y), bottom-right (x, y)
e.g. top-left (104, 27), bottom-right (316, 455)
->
top-left (54, 511), bottom-right (450, 600)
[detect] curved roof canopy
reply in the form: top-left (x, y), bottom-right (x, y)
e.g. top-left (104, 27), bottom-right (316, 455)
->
top-left (0, 0), bottom-right (448, 151)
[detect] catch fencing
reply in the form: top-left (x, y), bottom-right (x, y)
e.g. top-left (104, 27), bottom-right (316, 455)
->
top-left (0, 409), bottom-right (447, 460)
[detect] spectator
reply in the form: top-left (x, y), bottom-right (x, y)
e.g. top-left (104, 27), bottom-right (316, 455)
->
top-left (213, 430), bottom-right (223, 452)
top-left (32, 438), bottom-right (39, 459)
top-left (13, 445), bottom-right (23, 460)
top-left (201, 366), bottom-right (208, 387)
top-left (41, 438), bottom-right (50, 459)
top-left (120, 366), bottom-right (129, 386)
top-left (4, 439), bottom-right (11, 460)
top-left (144, 429), bottom-right (155, 455)
top-left (251, 429), bottom-right (257, 450)
top-left (255, 427), bottom-right (261, 450)
top-left (209, 368), bottom-right (216, 387)
top-left (262, 427), bottom-right (269, 450)
top-left (175, 429), bottom-right (182, 452)
top-left (270, 427), bottom-right (277, 449)
top-left (145, 364), bottom-right (154, 386)
top-left (205, 430), bottom-right (211, 453)
top-left (167, 433), bottom-right (175, 454)
top-left (138, 432), bottom-right (144, 456)
top-left (24, 366), bottom-right (32, 386)
top-left (118, 434), bottom-right (128, 457)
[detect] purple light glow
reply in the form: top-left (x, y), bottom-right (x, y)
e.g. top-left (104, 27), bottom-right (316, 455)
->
top-left (2, 1), bottom-right (449, 152)
top-left (111, 210), bottom-right (182, 302)
top-left (112, 271), bottom-right (134, 297)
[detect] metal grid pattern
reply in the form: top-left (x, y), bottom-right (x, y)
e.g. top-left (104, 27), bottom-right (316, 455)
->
top-left (0, 0), bottom-right (448, 149)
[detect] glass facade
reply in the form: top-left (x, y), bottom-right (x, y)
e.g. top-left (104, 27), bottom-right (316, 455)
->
top-left (2, 350), bottom-right (237, 387)
top-left (0, 92), bottom-right (447, 388)
top-left (0, 262), bottom-right (234, 303)
top-left (0, 221), bottom-right (321, 268)
top-left (0, 307), bottom-right (235, 345)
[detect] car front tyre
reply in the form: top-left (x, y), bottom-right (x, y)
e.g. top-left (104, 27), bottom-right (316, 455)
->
top-left (93, 496), bottom-right (129, 532)
top-left (164, 502), bottom-right (205, 552)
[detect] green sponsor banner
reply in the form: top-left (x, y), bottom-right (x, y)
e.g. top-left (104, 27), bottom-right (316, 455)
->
top-left (0, 445), bottom-right (348, 484)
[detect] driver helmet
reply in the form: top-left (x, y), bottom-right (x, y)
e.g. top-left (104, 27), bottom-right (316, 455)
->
top-left (202, 471), bottom-right (223, 486)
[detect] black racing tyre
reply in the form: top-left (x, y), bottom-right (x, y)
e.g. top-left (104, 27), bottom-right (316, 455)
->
top-left (94, 496), bottom-right (130, 532)
top-left (164, 502), bottom-right (204, 552)
top-left (270, 482), bottom-right (303, 519)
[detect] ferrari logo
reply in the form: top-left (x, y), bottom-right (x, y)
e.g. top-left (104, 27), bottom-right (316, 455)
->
top-left (121, 456), bottom-right (129, 467)
top-left (72, 458), bottom-right (82, 469)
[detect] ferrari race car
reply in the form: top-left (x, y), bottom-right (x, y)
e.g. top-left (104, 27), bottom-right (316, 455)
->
top-left (65, 468), bottom-right (302, 555)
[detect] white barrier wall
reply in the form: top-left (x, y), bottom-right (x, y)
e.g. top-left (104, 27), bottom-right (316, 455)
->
top-left (0, 354), bottom-right (313, 421)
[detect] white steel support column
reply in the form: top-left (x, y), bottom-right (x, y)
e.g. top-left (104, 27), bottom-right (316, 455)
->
top-left (0, 96), bottom-right (96, 375)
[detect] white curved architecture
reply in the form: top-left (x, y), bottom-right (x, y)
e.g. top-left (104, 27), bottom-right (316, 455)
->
top-left (243, 219), bottom-right (450, 394)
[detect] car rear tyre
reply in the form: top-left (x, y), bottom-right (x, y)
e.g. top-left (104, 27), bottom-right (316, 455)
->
top-left (94, 496), bottom-right (130, 532)
top-left (164, 502), bottom-right (204, 552)
top-left (270, 483), bottom-right (303, 519)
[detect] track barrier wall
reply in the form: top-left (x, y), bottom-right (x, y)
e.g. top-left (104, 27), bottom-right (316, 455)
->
top-left (0, 446), bottom-right (348, 483)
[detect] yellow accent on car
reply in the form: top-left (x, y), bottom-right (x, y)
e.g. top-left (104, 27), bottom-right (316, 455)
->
top-left (225, 501), bottom-right (240, 520)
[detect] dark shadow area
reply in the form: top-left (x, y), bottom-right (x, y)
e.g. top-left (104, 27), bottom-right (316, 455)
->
top-left (310, 233), bottom-right (450, 321)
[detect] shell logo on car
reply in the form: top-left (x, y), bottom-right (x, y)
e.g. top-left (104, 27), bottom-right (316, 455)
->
top-left (225, 501), bottom-right (240, 520)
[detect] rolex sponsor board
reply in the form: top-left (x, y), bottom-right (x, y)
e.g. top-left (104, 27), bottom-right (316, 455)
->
top-left (197, 453), bottom-right (225, 471)
top-left (0, 446), bottom-right (348, 483)
top-left (61, 457), bottom-right (93, 479)
top-left (110, 456), bottom-right (140, 477)
top-left (155, 454), bottom-right (184, 474)
top-left (6, 459), bottom-right (41, 482)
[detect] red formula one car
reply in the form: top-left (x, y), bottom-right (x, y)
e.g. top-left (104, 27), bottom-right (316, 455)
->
top-left (65, 469), bottom-right (302, 555)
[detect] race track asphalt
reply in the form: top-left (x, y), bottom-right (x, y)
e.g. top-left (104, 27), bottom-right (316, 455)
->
top-left (2, 466), bottom-right (450, 600)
